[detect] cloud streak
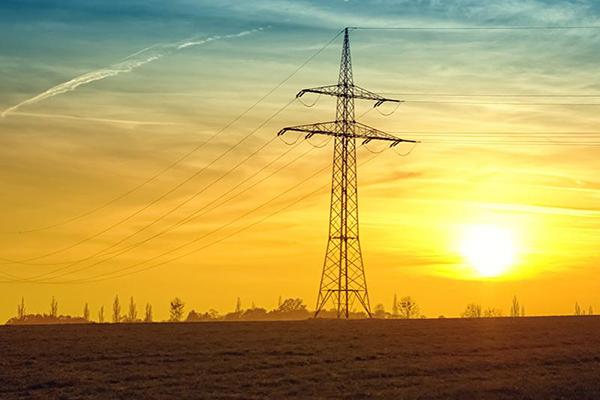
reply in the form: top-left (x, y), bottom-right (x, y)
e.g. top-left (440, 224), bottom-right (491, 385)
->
top-left (1, 28), bottom-right (263, 118)
top-left (9, 111), bottom-right (187, 126)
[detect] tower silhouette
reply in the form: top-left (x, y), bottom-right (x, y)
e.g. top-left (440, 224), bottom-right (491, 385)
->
top-left (278, 28), bottom-right (417, 318)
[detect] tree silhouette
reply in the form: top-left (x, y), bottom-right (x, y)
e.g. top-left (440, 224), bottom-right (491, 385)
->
top-left (17, 297), bottom-right (25, 320)
top-left (399, 296), bottom-right (419, 319)
top-left (127, 297), bottom-right (137, 322)
top-left (278, 298), bottom-right (306, 313)
top-left (264, 298), bottom-right (310, 320)
top-left (83, 303), bottom-right (90, 321)
top-left (235, 297), bottom-right (242, 314)
top-left (483, 307), bottom-right (503, 317)
top-left (112, 295), bottom-right (121, 323)
top-left (373, 303), bottom-right (387, 319)
top-left (170, 298), bottom-right (185, 322)
top-left (510, 296), bottom-right (520, 317)
top-left (144, 303), bottom-right (153, 323)
top-left (462, 303), bottom-right (482, 318)
top-left (242, 307), bottom-right (268, 320)
top-left (187, 309), bottom-right (221, 321)
top-left (575, 302), bottom-right (582, 316)
top-left (98, 306), bottom-right (105, 323)
top-left (589, 306), bottom-right (594, 316)
top-left (521, 305), bottom-right (525, 317)
top-left (392, 294), bottom-right (399, 318)
top-left (50, 296), bottom-right (58, 318)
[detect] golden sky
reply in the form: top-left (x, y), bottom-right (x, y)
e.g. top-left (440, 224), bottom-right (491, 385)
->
top-left (1, 0), bottom-right (599, 321)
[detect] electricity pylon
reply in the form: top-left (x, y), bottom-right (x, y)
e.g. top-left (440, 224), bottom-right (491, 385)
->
top-left (278, 28), bottom-right (417, 318)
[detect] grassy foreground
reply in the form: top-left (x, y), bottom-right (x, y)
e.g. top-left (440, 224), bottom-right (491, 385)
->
top-left (1, 317), bottom-right (600, 399)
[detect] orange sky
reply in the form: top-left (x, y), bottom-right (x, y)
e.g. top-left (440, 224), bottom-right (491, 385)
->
top-left (1, 1), bottom-right (599, 322)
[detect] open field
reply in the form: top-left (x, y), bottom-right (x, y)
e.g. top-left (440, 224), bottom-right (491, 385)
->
top-left (1, 317), bottom-right (600, 399)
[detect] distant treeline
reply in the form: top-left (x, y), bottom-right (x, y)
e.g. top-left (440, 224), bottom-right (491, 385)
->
top-left (5, 294), bottom-right (595, 325)
top-left (5, 295), bottom-right (422, 325)
top-left (6, 296), bottom-right (323, 325)
top-left (459, 296), bottom-right (594, 318)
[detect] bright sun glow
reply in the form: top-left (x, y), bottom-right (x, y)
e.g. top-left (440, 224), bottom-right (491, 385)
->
top-left (459, 224), bottom-right (518, 277)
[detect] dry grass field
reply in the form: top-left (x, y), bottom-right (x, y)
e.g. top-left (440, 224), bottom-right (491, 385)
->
top-left (1, 317), bottom-right (600, 399)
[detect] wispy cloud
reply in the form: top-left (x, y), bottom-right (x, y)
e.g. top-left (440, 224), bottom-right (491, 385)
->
top-left (1, 28), bottom-right (264, 118)
top-left (9, 112), bottom-right (187, 126)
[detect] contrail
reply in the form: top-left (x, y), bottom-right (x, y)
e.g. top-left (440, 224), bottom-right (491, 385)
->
top-left (10, 111), bottom-right (187, 126)
top-left (1, 28), bottom-right (263, 118)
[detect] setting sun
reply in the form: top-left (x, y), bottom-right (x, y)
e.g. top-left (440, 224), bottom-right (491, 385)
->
top-left (459, 224), bottom-right (518, 278)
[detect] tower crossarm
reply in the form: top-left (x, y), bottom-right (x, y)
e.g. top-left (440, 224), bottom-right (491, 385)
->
top-left (352, 121), bottom-right (418, 146)
top-left (277, 120), bottom-right (419, 147)
top-left (297, 84), bottom-right (403, 107)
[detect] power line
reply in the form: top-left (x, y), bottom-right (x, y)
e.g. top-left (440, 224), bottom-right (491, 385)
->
top-left (351, 26), bottom-right (600, 30)
top-left (420, 140), bottom-right (600, 146)
top-left (21, 142), bottom-right (314, 282)
top-left (389, 131), bottom-right (600, 138)
top-left (8, 138), bottom-right (306, 269)
top-left (13, 161), bottom-right (333, 284)
top-left (2, 29), bottom-right (344, 235)
top-left (72, 184), bottom-right (330, 284)
top-left (0, 29), bottom-right (347, 265)
top-left (403, 100), bottom-right (600, 106)
top-left (1, 37), bottom-right (342, 265)
top-left (0, 99), bottom-right (296, 266)
top-left (6, 150), bottom-right (383, 285)
top-left (379, 92), bottom-right (600, 98)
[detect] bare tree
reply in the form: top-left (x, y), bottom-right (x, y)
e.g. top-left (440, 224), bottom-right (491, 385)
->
top-left (277, 298), bottom-right (306, 313)
top-left (399, 296), bottom-right (419, 319)
top-left (267, 298), bottom-right (310, 320)
top-left (83, 303), bottom-right (90, 321)
top-left (113, 295), bottom-right (121, 323)
top-left (127, 297), bottom-right (137, 322)
top-left (589, 306), bottom-right (594, 316)
top-left (462, 303), bottom-right (482, 318)
top-left (50, 296), bottom-right (58, 318)
top-left (484, 307), bottom-right (503, 317)
top-left (392, 294), bottom-right (399, 318)
top-left (235, 297), bottom-right (242, 314)
top-left (510, 296), bottom-right (520, 317)
top-left (373, 303), bottom-right (387, 319)
top-left (575, 302), bottom-right (582, 316)
top-left (170, 297), bottom-right (185, 322)
top-left (144, 303), bottom-right (153, 322)
top-left (98, 306), bottom-right (105, 323)
top-left (17, 297), bottom-right (25, 320)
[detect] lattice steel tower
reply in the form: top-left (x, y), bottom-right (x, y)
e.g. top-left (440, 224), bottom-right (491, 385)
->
top-left (278, 28), bottom-right (417, 318)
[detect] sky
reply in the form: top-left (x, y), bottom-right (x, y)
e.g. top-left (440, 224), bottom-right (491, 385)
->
top-left (1, 0), bottom-right (599, 322)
